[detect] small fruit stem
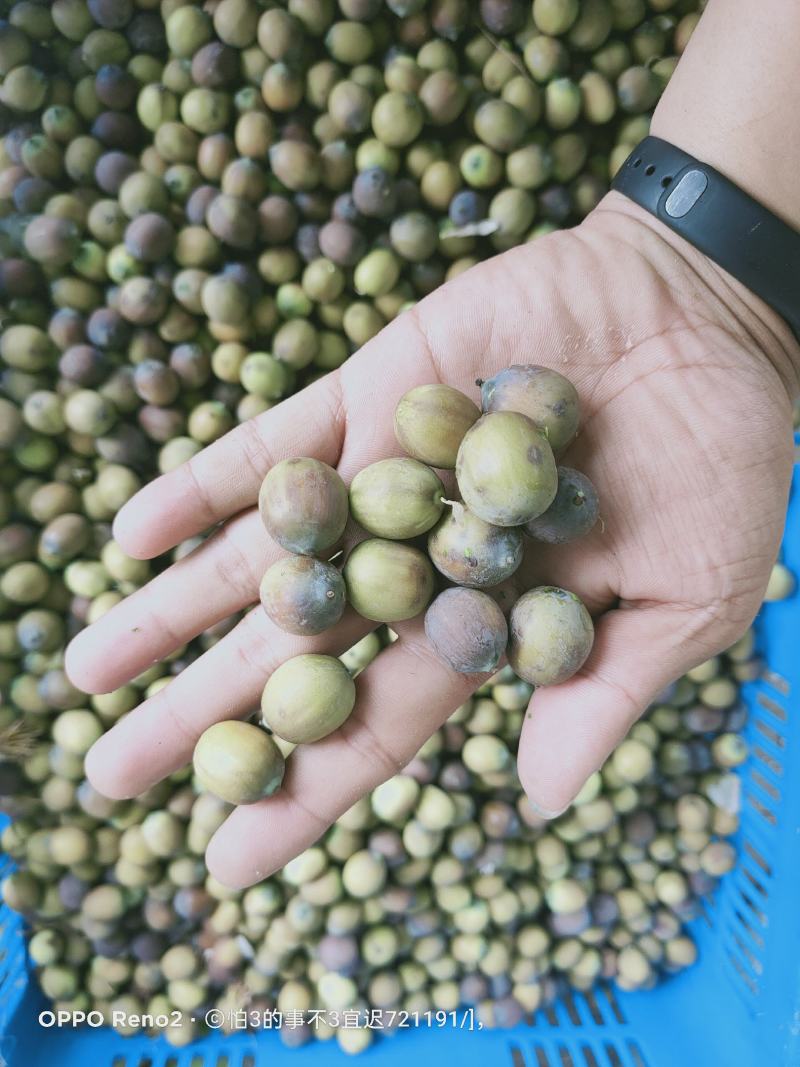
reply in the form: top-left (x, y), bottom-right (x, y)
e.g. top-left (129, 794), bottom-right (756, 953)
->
top-left (327, 549), bottom-right (344, 563)
top-left (439, 498), bottom-right (460, 508)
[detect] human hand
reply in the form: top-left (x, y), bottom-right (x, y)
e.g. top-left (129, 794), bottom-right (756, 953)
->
top-left (65, 197), bottom-right (798, 888)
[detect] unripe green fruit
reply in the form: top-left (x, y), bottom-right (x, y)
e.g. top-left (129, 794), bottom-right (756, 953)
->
top-left (394, 384), bottom-right (480, 469)
top-left (261, 654), bottom-right (356, 743)
top-left (456, 412), bottom-right (557, 527)
top-left (193, 720), bottom-right (285, 805)
top-left (508, 586), bottom-right (594, 685)
top-left (349, 458), bottom-right (445, 540)
top-left (343, 539), bottom-right (435, 622)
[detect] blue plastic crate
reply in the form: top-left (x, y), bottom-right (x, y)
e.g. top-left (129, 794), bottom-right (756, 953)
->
top-left (2, 451), bottom-right (799, 1067)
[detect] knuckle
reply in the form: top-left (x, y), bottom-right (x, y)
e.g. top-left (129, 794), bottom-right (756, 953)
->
top-left (239, 416), bottom-right (277, 483)
top-left (231, 608), bottom-right (278, 679)
top-left (338, 712), bottom-right (405, 783)
top-left (209, 525), bottom-right (261, 604)
top-left (182, 455), bottom-right (219, 528)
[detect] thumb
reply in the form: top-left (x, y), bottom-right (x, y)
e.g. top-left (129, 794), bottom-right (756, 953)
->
top-left (516, 602), bottom-right (717, 817)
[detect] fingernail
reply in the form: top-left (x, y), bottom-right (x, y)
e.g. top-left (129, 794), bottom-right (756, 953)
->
top-left (526, 796), bottom-right (569, 820)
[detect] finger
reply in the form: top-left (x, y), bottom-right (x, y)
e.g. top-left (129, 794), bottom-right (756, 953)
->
top-left (66, 509), bottom-right (272, 694)
top-left (517, 533), bottom-right (617, 617)
top-left (113, 373), bottom-right (346, 559)
top-left (515, 602), bottom-right (718, 817)
top-left (204, 617), bottom-right (481, 888)
top-left (83, 606), bottom-right (372, 800)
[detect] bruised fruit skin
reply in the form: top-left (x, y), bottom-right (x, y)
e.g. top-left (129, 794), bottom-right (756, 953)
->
top-left (260, 556), bottom-right (346, 636)
top-left (261, 653), bottom-right (356, 744)
top-left (394, 384), bottom-right (480, 469)
top-left (428, 502), bottom-right (523, 588)
top-left (259, 458), bottom-right (348, 555)
top-left (524, 466), bottom-right (599, 544)
top-left (455, 411), bottom-right (557, 527)
top-left (349, 457), bottom-right (445, 539)
top-left (193, 720), bottom-right (285, 805)
top-left (480, 364), bottom-right (580, 452)
top-left (508, 586), bottom-right (594, 686)
top-left (425, 587), bottom-right (508, 673)
top-left (343, 538), bottom-right (435, 622)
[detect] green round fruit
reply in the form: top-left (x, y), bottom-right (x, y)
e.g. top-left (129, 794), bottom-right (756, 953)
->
top-left (260, 556), bottom-right (346, 636)
top-left (479, 363), bottom-right (580, 451)
top-left (455, 412), bottom-right (557, 527)
top-left (343, 539), bottom-right (435, 622)
top-left (349, 458), bottom-right (445, 540)
top-left (193, 720), bottom-right (285, 805)
top-left (533, 0), bottom-right (580, 34)
top-left (261, 654), bottom-right (356, 744)
top-left (424, 588), bottom-right (508, 674)
top-left (259, 458), bottom-right (349, 555)
top-left (508, 586), bottom-right (594, 685)
top-left (394, 384), bottom-right (480, 469)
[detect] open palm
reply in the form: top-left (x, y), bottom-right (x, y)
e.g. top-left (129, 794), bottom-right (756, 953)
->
top-left (66, 196), bottom-right (797, 888)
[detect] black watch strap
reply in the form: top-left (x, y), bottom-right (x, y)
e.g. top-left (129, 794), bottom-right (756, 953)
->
top-left (611, 136), bottom-right (800, 341)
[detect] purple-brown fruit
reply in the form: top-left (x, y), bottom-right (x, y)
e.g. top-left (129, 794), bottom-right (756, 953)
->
top-left (23, 216), bottom-right (81, 267)
top-left (425, 587), bottom-right (508, 673)
top-left (260, 556), bottom-right (346, 636)
top-left (480, 364), bottom-right (580, 451)
top-left (428, 502), bottom-right (523, 588)
top-left (259, 458), bottom-right (348, 555)
top-left (524, 466), bottom-right (599, 544)
top-left (124, 212), bottom-right (175, 261)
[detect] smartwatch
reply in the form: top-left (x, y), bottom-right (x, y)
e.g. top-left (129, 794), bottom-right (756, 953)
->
top-left (611, 136), bottom-right (800, 341)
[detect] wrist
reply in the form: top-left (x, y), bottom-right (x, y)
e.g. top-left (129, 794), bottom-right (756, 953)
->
top-left (588, 193), bottom-right (800, 403)
top-left (650, 0), bottom-right (800, 232)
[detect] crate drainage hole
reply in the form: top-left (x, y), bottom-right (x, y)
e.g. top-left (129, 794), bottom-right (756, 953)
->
top-left (562, 990), bottom-right (582, 1026)
top-left (747, 793), bottom-right (778, 826)
top-left (754, 718), bottom-right (785, 749)
top-left (628, 1041), bottom-right (650, 1067)
top-left (742, 865), bottom-right (769, 898)
top-left (750, 767), bottom-right (781, 801)
top-left (761, 669), bottom-right (790, 696)
top-left (734, 907), bottom-right (765, 948)
top-left (583, 990), bottom-right (605, 1025)
top-left (581, 1046), bottom-right (600, 1067)
top-left (753, 745), bottom-right (783, 776)
top-left (756, 692), bottom-right (787, 721)
top-left (601, 985), bottom-right (626, 1025)
top-left (729, 950), bottom-right (759, 995)
top-left (604, 1041), bottom-right (624, 1067)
